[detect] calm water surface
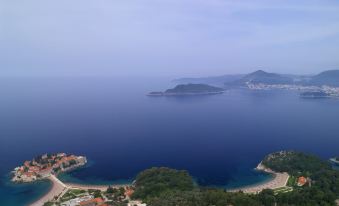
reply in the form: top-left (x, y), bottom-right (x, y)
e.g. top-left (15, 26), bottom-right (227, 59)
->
top-left (1, 76), bottom-right (339, 205)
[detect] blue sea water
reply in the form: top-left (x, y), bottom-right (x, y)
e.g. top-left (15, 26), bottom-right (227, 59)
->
top-left (1, 76), bottom-right (339, 205)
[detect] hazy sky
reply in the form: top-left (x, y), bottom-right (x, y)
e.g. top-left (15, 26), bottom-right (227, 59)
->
top-left (1, 0), bottom-right (339, 77)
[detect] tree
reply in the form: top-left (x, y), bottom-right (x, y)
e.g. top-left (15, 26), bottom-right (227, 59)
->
top-left (107, 186), bottom-right (114, 194)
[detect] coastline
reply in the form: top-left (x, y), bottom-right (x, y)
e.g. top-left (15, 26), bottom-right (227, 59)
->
top-left (22, 157), bottom-right (289, 205)
top-left (29, 162), bottom-right (289, 205)
top-left (29, 175), bottom-right (67, 206)
top-left (228, 162), bottom-right (289, 194)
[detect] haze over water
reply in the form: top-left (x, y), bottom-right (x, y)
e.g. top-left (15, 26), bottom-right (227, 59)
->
top-left (1, 76), bottom-right (339, 205)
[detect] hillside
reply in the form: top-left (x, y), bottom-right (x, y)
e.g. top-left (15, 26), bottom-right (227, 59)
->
top-left (308, 70), bottom-right (339, 87)
top-left (165, 84), bottom-right (224, 94)
top-left (173, 74), bottom-right (244, 86)
top-left (148, 84), bottom-right (224, 96)
top-left (227, 70), bottom-right (294, 86)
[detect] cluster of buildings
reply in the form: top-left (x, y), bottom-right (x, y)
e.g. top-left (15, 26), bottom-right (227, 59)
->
top-left (322, 86), bottom-right (339, 97)
top-left (246, 83), bottom-right (320, 91)
top-left (78, 197), bottom-right (107, 206)
top-left (12, 153), bottom-right (87, 182)
top-left (59, 188), bottom-right (145, 206)
top-left (246, 83), bottom-right (339, 97)
top-left (61, 196), bottom-right (124, 206)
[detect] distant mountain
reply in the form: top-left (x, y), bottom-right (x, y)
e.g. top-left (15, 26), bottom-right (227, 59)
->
top-left (226, 70), bottom-right (294, 86)
top-left (170, 69), bottom-right (339, 92)
top-left (148, 84), bottom-right (224, 96)
top-left (173, 74), bottom-right (244, 87)
top-left (308, 70), bottom-right (339, 87)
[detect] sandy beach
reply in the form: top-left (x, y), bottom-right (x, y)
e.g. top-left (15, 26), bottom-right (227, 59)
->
top-left (29, 175), bottom-right (67, 206)
top-left (29, 175), bottom-right (131, 206)
top-left (228, 162), bottom-right (289, 194)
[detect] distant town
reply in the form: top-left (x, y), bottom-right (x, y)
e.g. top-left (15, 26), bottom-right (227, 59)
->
top-left (247, 83), bottom-right (339, 97)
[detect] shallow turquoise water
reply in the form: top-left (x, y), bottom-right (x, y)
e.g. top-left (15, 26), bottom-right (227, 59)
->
top-left (0, 174), bottom-right (52, 206)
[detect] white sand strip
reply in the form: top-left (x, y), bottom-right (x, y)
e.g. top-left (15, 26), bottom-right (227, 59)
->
top-left (29, 175), bottom-right (67, 206)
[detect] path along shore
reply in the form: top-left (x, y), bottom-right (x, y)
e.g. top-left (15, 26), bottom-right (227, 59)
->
top-left (228, 162), bottom-right (289, 194)
top-left (29, 175), bottom-right (131, 206)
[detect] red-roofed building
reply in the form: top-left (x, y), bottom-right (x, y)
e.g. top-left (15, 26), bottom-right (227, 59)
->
top-left (28, 166), bottom-right (40, 173)
top-left (79, 197), bottom-right (105, 206)
top-left (38, 167), bottom-right (53, 178)
top-left (125, 188), bottom-right (134, 197)
top-left (24, 161), bottom-right (31, 167)
top-left (297, 176), bottom-right (307, 186)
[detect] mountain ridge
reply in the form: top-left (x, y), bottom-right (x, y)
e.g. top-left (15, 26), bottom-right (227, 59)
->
top-left (174, 69), bottom-right (339, 88)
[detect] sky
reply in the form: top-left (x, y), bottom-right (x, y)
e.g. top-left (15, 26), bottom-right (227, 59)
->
top-left (1, 0), bottom-right (339, 77)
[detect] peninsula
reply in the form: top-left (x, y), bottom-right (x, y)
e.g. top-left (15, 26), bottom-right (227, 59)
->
top-left (12, 153), bottom-right (87, 183)
top-left (148, 83), bottom-right (224, 96)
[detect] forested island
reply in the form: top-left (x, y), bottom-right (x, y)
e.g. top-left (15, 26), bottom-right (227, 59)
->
top-left (148, 83), bottom-right (224, 96)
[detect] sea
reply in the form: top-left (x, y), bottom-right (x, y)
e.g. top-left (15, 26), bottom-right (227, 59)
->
top-left (1, 76), bottom-right (339, 206)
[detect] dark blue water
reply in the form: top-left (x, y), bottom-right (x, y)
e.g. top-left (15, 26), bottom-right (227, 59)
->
top-left (1, 76), bottom-right (339, 205)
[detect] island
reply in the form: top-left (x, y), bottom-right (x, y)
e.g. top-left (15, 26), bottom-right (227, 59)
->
top-left (12, 153), bottom-right (87, 183)
top-left (147, 83), bottom-right (224, 96)
top-left (12, 151), bottom-right (339, 206)
top-left (300, 91), bottom-right (330, 98)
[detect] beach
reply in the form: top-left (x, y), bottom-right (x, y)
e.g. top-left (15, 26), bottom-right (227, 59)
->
top-left (29, 175), bottom-right (67, 206)
top-left (29, 175), bottom-right (131, 206)
top-left (228, 162), bottom-right (289, 194)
